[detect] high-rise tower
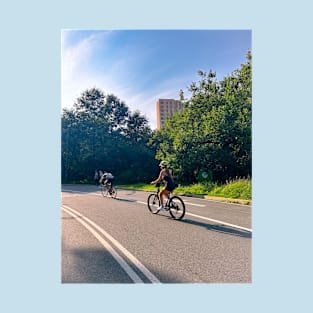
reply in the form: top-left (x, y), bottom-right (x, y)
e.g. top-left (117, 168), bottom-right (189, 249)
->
top-left (156, 99), bottom-right (183, 129)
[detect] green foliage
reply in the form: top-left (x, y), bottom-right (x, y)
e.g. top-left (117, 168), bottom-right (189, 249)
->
top-left (62, 51), bottom-right (252, 187)
top-left (62, 88), bottom-right (157, 184)
top-left (149, 51), bottom-right (252, 184)
top-left (175, 183), bottom-right (216, 195)
top-left (209, 179), bottom-right (252, 200)
top-left (118, 184), bottom-right (156, 191)
top-left (119, 178), bottom-right (251, 200)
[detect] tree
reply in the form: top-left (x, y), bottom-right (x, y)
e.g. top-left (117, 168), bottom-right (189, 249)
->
top-left (149, 51), bottom-right (252, 183)
top-left (62, 88), bottom-right (157, 184)
top-left (124, 110), bottom-right (152, 143)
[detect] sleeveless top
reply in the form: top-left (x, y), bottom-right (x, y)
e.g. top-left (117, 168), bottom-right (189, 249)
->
top-left (163, 170), bottom-right (175, 191)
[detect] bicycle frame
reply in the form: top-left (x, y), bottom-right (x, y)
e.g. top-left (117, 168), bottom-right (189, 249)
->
top-left (154, 183), bottom-right (172, 206)
top-left (101, 182), bottom-right (117, 198)
top-left (147, 183), bottom-right (185, 220)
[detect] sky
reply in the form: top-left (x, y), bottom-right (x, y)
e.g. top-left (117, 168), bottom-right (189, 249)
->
top-left (61, 30), bottom-right (251, 129)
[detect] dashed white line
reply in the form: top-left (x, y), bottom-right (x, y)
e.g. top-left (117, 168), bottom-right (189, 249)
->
top-left (135, 200), bottom-right (252, 232)
top-left (184, 201), bottom-right (205, 207)
top-left (63, 190), bottom-right (251, 232)
top-left (136, 201), bottom-right (147, 205)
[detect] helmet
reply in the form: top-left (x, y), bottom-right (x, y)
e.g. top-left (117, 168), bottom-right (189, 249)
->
top-left (159, 160), bottom-right (169, 167)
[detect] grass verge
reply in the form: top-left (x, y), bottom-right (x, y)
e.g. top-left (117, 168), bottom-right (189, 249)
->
top-left (118, 179), bottom-right (252, 205)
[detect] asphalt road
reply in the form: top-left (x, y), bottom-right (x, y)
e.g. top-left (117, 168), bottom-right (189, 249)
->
top-left (61, 184), bottom-right (252, 284)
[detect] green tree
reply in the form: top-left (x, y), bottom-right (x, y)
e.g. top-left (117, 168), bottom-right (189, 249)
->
top-left (62, 88), bottom-right (157, 184)
top-left (149, 51), bottom-right (252, 183)
top-left (124, 110), bottom-right (152, 143)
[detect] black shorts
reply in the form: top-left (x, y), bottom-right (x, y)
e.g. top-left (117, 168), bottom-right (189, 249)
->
top-left (105, 178), bottom-right (113, 185)
top-left (165, 183), bottom-right (175, 192)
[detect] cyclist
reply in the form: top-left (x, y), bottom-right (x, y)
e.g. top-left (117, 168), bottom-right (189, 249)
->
top-left (99, 171), bottom-right (114, 192)
top-left (150, 160), bottom-right (175, 211)
top-left (94, 169), bottom-right (103, 186)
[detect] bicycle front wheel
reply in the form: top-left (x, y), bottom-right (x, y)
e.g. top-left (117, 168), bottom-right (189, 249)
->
top-left (168, 196), bottom-right (186, 220)
top-left (101, 185), bottom-right (109, 197)
top-left (147, 194), bottom-right (160, 214)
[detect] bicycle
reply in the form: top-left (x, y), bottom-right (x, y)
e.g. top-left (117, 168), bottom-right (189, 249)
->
top-left (147, 183), bottom-right (186, 220)
top-left (100, 182), bottom-right (117, 198)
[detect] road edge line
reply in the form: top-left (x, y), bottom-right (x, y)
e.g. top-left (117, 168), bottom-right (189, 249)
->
top-left (62, 206), bottom-right (143, 283)
top-left (62, 205), bottom-right (161, 284)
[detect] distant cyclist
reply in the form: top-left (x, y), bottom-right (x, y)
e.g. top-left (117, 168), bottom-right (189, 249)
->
top-left (94, 169), bottom-right (103, 186)
top-left (150, 161), bottom-right (175, 211)
top-left (99, 171), bottom-right (114, 191)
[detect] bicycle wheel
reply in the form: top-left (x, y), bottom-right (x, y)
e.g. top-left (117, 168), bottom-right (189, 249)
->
top-left (109, 187), bottom-right (117, 198)
top-left (168, 196), bottom-right (186, 220)
top-left (101, 185), bottom-right (109, 197)
top-left (147, 194), bottom-right (160, 214)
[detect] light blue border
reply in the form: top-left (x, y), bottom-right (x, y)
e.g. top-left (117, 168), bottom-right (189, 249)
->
top-left (1, 0), bottom-right (312, 312)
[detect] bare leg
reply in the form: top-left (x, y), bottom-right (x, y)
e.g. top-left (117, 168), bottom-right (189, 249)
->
top-left (159, 189), bottom-right (170, 205)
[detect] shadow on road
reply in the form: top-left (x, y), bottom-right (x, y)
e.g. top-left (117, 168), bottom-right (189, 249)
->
top-left (115, 197), bottom-right (137, 203)
top-left (62, 247), bottom-right (187, 284)
top-left (121, 189), bottom-right (138, 196)
top-left (180, 219), bottom-right (252, 238)
top-left (62, 247), bottom-right (134, 283)
top-left (61, 216), bottom-right (76, 220)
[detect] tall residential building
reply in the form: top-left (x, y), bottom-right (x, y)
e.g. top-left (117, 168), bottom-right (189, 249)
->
top-left (156, 99), bottom-right (183, 129)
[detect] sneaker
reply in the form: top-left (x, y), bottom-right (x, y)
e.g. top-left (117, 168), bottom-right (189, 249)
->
top-left (158, 204), bottom-right (165, 211)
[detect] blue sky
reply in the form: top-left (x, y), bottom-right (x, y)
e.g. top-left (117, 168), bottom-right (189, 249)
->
top-left (61, 30), bottom-right (251, 129)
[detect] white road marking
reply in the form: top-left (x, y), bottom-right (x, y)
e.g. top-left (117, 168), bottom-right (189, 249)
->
top-left (62, 188), bottom-right (251, 208)
top-left (184, 201), bottom-right (205, 207)
top-left (62, 205), bottom-right (160, 284)
top-left (135, 200), bottom-right (252, 232)
top-left (62, 206), bottom-right (143, 283)
top-left (139, 199), bottom-right (204, 208)
top-left (63, 190), bottom-right (251, 232)
top-left (181, 196), bottom-right (252, 208)
top-left (185, 212), bottom-right (252, 232)
top-left (136, 201), bottom-right (147, 205)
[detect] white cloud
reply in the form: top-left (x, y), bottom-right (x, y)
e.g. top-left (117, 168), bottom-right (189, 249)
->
top-left (61, 31), bottom-right (193, 129)
top-left (61, 31), bottom-right (114, 108)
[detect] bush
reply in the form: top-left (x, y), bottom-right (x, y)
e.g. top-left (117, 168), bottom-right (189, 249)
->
top-left (118, 178), bottom-right (252, 200)
top-left (209, 179), bottom-right (251, 200)
top-left (175, 182), bottom-right (216, 195)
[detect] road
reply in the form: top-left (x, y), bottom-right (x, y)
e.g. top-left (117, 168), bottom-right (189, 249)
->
top-left (61, 184), bottom-right (252, 283)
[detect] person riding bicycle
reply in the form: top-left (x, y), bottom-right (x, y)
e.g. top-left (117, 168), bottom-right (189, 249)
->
top-left (150, 160), bottom-right (175, 211)
top-left (99, 171), bottom-right (114, 191)
top-left (94, 169), bottom-right (103, 186)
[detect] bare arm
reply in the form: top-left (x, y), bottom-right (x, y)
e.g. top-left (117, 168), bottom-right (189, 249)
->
top-left (150, 169), bottom-right (165, 184)
top-left (99, 174), bottom-right (105, 183)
